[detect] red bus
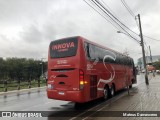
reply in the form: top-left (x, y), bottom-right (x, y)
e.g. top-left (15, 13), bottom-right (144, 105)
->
top-left (47, 36), bottom-right (137, 103)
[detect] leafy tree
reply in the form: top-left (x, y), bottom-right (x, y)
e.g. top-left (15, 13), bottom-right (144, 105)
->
top-left (153, 60), bottom-right (160, 70)
top-left (0, 57), bottom-right (47, 81)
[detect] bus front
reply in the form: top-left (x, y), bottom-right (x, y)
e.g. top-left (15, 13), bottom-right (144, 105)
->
top-left (47, 36), bottom-right (86, 103)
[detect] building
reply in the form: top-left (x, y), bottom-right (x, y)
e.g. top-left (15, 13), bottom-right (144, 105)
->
top-left (137, 55), bottom-right (160, 70)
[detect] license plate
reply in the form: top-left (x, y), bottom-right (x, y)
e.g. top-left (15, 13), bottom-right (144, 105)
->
top-left (58, 91), bottom-right (64, 95)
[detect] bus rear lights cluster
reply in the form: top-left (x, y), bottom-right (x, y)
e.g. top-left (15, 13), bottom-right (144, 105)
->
top-left (79, 70), bottom-right (87, 89)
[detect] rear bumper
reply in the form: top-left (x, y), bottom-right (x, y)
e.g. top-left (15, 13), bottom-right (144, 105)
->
top-left (47, 89), bottom-right (86, 103)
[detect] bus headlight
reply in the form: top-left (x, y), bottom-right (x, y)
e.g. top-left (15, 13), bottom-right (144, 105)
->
top-left (47, 84), bottom-right (54, 89)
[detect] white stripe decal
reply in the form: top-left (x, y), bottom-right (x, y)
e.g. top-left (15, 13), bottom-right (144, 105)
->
top-left (97, 52), bottom-right (116, 89)
top-left (97, 88), bottom-right (104, 91)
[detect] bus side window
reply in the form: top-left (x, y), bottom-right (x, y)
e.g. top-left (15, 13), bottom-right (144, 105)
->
top-left (84, 42), bottom-right (91, 59)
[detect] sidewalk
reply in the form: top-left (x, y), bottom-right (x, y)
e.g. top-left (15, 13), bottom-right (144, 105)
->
top-left (93, 74), bottom-right (160, 120)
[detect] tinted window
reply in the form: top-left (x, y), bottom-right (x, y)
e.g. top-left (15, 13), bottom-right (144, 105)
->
top-left (50, 38), bottom-right (78, 58)
top-left (83, 42), bottom-right (134, 66)
top-left (84, 42), bottom-right (91, 58)
top-left (84, 42), bottom-right (116, 63)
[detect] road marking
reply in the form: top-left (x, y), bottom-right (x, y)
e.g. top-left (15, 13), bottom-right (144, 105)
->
top-left (69, 89), bottom-right (128, 120)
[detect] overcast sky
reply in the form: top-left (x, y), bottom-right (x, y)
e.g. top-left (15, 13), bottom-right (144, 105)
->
top-left (0, 0), bottom-right (160, 63)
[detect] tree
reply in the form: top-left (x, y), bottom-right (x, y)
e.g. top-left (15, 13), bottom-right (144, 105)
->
top-left (153, 60), bottom-right (160, 70)
top-left (0, 57), bottom-right (48, 81)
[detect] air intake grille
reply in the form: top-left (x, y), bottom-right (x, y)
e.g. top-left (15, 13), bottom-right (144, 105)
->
top-left (90, 75), bottom-right (97, 99)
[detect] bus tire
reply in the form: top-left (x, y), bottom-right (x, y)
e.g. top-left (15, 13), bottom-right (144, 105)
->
top-left (74, 102), bottom-right (81, 109)
top-left (103, 86), bottom-right (109, 100)
top-left (110, 84), bottom-right (115, 97)
top-left (129, 84), bottom-right (132, 88)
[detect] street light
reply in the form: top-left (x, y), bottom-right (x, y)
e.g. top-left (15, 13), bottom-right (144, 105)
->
top-left (40, 58), bottom-right (45, 79)
top-left (117, 31), bottom-right (131, 35)
top-left (117, 31), bottom-right (122, 34)
top-left (117, 31), bottom-right (139, 42)
top-left (40, 62), bottom-right (43, 78)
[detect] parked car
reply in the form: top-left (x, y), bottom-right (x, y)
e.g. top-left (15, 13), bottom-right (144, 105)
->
top-left (141, 69), bottom-right (145, 73)
top-left (156, 70), bottom-right (160, 74)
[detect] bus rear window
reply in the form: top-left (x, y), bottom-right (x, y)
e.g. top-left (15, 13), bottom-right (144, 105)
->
top-left (50, 38), bottom-right (78, 58)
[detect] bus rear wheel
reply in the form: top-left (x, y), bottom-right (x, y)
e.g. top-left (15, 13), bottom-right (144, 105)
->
top-left (103, 86), bottom-right (109, 100)
top-left (74, 102), bottom-right (82, 109)
top-left (129, 84), bottom-right (132, 88)
top-left (110, 85), bottom-right (115, 97)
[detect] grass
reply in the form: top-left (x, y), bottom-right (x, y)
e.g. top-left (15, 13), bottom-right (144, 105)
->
top-left (0, 79), bottom-right (46, 92)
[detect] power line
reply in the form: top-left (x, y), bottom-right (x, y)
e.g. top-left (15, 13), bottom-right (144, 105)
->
top-left (101, 0), bottom-right (134, 30)
top-left (120, 0), bottom-right (140, 31)
top-left (89, 0), bottom-right (160, 43)
top-left (94, 0), bottom-right (140, 39)
top-left (101, 0), bottom-right (139, 33)
top-left (83, 0), bottom-right (121, 30)
top-left (144, 35), bottom-right (160, 41)
top-left (85, 0), bottom-right (138, 43)
top-left (117, 31), bottom-right (140, 43)
top-left (84, 0), bottom-right (140, 43)
top-left (120, 0), bottom-right (160, 42)
top-left (100, 0), bottom-right (138, 33)
top-left (90, 0), bottom-right (140, 43)
top-left (121, 0), bottom-right (135, 17)
top-left (102, 0), bottom-right (139, 32)
top-left (100, 0), bottom-right (118, 18)
top-left (85, 0), bottom-right (140, 44)
top-left (91, 0), bottom-right (127, 31)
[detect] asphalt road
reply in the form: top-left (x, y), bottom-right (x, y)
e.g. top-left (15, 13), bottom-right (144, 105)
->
top-left (0, 73), bottom-right (153, 120)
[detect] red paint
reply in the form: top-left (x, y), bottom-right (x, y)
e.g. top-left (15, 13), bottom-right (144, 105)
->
top-left (47, 36), bottom-right (137, 103)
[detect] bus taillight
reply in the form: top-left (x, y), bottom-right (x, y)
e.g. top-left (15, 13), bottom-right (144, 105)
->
top-left (79, 69), bottom-right (84, 89)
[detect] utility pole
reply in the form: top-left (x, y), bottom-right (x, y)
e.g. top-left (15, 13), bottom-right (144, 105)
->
top-left (149, 45), bottom-right (155, 77)
top-left (137, 14), bottom-right (149, 85)
top-left (40, 58), bottom-right (45, 78)
top-left (149, 46), bottom-right (152, 63)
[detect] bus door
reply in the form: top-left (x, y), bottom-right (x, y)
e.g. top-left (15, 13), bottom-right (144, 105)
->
top-left (84, 42), bottom-right (98, 99)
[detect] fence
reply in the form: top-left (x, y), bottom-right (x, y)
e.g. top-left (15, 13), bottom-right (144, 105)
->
top-left (0, 79), bottom-right (47, 92)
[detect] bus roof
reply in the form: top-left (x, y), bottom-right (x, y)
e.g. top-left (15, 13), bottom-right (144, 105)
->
top-left (78, 36), bottom-right (132, 59)
top-left (51, 36), bottom-right (133, 60)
